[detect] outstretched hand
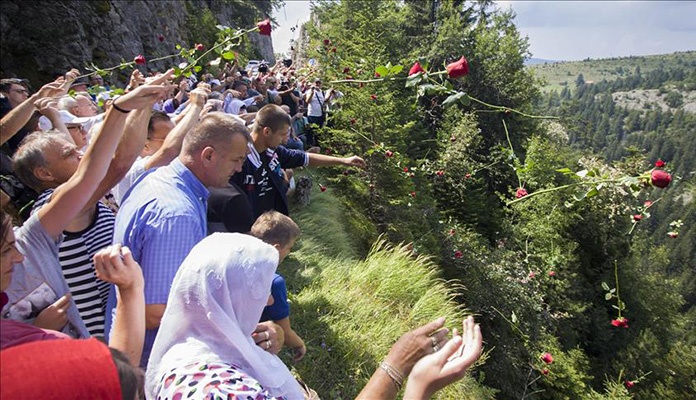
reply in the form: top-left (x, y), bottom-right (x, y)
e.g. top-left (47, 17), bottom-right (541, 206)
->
top-left (343, 155), bottom-right (366, 168)
top-left (384, 317), bottom-right (450, 376)
top-left (404, 316), bottom-right (483, 399)
top-left (113, 73), bottom-right (176, 112)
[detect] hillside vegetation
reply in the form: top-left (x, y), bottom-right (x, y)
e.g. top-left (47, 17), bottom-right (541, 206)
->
top-left (531, 51), bottom-right (696, 93)
top-left (290, 1), bottom-right (695, 399)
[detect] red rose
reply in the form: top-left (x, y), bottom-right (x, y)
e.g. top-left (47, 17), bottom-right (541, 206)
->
top-left (350, 118), bottom-right (356, 125)
top-left (385, 150), bottom-right (393, 158)
top-left (359, 82), bottom-right (365, 88)
top-left (644, 200), bottom-right (653, 207)
top-left (668, 231), bottom-right (679, 238)
top-left (134, 54), bottom-right (146, 65)
top-left (319, 184), bottom-right (327, 192)
top-left (548, 271), bottom-right (556, 277)
top-left (257, 19), bottom-right (272, 36)
top-left (370, 94), bottom-right (377, 100)
top-left (625, 381), bottom-right (635, 389)
top-left (323, 39), bottom-right (331, 46)
top-left (541, 369), bottom-right (549, 376)
top-left (446, 56), bottom-right (470, 79)
top-left (611, 317), bottom-right (629, 328)
top-left (448, 229), bottom-right (455, 236)
top-left (195, 43), bottom-right (204, 51)
top-left (436, 170), bottom-right (444, 177)
top-left (158, 35), bottom-right (165, 42)
top-left (516, 188), bottom-right (528, 198)
top-left (343, 67), bottom-right (350, 74)
top-left (528, 271), bottom-right (536, 278)
top-left (374, 72), bottom-right (381, 78)
top-left (540, 352), bottom-right (553, 364)
top-left (651, 169), bottom-right (671, 188)
top-left (655, 159), bottom-right (666, 168)
top-left (450, 135), bottom-right (457, 142)
top-left (408, 61), bottom-right (425, 76)
top-left (454, 250), bottom-right (463, 259)
top-left (632, 214), bottom-right (643, 222)
top-left (410, 191), bottom-right (416, 197)
top-left (465, 173), bottom-right (471, 179)
top-left (331, 47), bottom-right (337, 53)
top-left (403, 167), bottom-right (409, 173)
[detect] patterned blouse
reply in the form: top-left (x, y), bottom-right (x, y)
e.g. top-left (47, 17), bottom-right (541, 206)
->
top-left (154, 360), bottom-right (286, 400)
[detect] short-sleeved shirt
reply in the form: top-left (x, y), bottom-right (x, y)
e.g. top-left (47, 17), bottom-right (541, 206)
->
top-left (32, 189), bottom-right (114, 336)
top-left (112, 156), bottom-right (150, 205)
top-left (107, 158), bottom-right (209, 367)
top-left (260, 274), bottom-right (290, 322)
top-left (3, 213), bottom-right (90, 339)
top-left (231, 144), bottom-right (308, 217)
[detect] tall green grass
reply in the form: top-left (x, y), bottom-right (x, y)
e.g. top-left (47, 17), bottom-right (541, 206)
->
top-left (278, 175), bottom-right (495, 399)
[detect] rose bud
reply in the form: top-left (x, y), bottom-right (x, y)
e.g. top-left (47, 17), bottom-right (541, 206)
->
top-left (195, 43), bottom-right (205, 51)
top-left (371, 94), bottom-right (377, 100)
top-left (385, 150), bottom-right (393, 157)
top-left (323, 39), bottom-right (331, 46)
top-left (625, 381), bottom-right (635, 389)
top-left (651, 169), bottom-right (672, 188)
top-left (257, 19), bottom-right (272, 36)
top-left (668, 231), bottom-right (679, 238)
top-left (655, 159), bottom-right (666, 168)
top-left (158, 35), bottom-right (165, 42)
top-left (611, 317), bottom-right (629, 328)
top-left (410, 191), bottom-right (416, 197)
top-left (540, 352), bottom-right (554, 364)
top-left (644, 200), bottom-right (653, 207)
top-left (541, 369), bottom-right (549, 376)
top-left (516, 188), bottom-right (528, 198)
top-left (408, 61), bottom-right (425, 76)
top-left (446, 56), bottom-right (470, 78)
top-left (632, 214), bottom-right (643, 222)
top-left (331, 47), bottom-right (337, 53)
top-left (350, 118), bottom-right (356, 125)
top-left (454, 250), bottom-right (463, 259)
top-left (319, 184), bottom-right (327, 192)
top-left (343, 67), bottom-right (350, 74)
top-left (134, 54), bottom-right (146, 65)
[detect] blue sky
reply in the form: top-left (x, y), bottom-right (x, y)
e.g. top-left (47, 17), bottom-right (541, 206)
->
top-left (272, 1), bottom-right (696, 61)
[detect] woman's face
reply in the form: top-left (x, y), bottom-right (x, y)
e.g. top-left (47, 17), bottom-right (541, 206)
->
top-left (1, 226), bottom-right (24, 292)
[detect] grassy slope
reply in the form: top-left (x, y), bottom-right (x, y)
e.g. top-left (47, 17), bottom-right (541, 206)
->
top-left (530, 51), bottom-right (696, 93)
top-left (277, 173), bottom-right (495, 399)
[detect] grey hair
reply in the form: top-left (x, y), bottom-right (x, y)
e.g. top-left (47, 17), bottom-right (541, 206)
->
top-left (12, 131), bottom-right (69, 191)
top-left (182, 112), bottom-right (251, 155)
top-left (57, 95), bottom-right (77, 111)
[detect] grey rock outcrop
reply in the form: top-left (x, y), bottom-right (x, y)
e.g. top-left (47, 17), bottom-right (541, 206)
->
top-left (0, 0), bottom-right (274, 85)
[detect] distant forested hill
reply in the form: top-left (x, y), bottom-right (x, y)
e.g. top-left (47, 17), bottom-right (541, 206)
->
top-left (535, 51), bottom-right (696, 313)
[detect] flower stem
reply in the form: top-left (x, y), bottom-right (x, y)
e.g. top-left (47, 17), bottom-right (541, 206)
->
top-left (502, 119), bottom-right (522, 188)
top-left (614, 260), bottom-right (622, 318)
top-left (506, 178), bottom-right (622, 206)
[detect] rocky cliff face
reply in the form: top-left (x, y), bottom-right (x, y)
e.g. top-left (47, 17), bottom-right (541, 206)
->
top-left (0, 0), bottom-right (275, 85)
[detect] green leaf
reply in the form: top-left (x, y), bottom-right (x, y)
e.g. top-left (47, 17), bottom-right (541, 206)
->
top-left (175, 44), bottom-right (182, 50)
top-left (511, 312), bottom-right (518, 324)
top-left (417, 84), bottom-right (443, 97)
top-left (194, 66), bottom-right (202, 73)
top-left (585, 188), bottom-right (599, 198)
top-left (405, 73), bottom-right (422, 88)
top-left (375, 66), bottom-right (389, 77)
top-left (389, 65), bottom-right (403, 75)
top-left (442, 92), bottom-right (468, 108)
top-left (601, 282), bottom-right (610, 291)
top-left (605, 293), bottom-right (613, 300)
top-left (556, 168), bottom-right (573, 174)
top-left (610, 288), bottom-right (616, 293)
top-left (222, 51), bottom-right (235, 60)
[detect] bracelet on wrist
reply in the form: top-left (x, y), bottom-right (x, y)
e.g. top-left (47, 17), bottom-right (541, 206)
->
top-left (111, 96), bottom-right (132, 113)
top-left (379, 361), bottom-right (404, 391)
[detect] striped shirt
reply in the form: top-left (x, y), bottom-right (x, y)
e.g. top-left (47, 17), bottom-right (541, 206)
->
top-left (33, 189), bottom-right (114, 336)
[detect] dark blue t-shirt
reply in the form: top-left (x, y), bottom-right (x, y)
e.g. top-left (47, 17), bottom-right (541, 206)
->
top-left (260, 274), bottom-right (290, 322)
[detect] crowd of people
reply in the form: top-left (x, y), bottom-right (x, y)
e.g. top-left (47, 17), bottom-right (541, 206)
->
top-left (0, 59), bottom-right (482, 399)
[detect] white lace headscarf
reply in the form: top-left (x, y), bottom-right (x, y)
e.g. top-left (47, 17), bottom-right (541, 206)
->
top-left (145, 233), bottom-right (304, 399)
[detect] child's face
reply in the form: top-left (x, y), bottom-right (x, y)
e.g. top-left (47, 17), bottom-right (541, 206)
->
top-left (277, 239), bottom-right (296, 263)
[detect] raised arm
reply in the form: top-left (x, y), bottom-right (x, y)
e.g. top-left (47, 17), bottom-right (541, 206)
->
top-left (143, 85), bottom-right (208, 170)
top-left (0, 77), bottom-right (71, 145)
top-left (37, 84), bottom-right (172, 238)
top-left (93, 244), bottom-right (145, 366)
top-left (79, 70), bottom-right (176, 209)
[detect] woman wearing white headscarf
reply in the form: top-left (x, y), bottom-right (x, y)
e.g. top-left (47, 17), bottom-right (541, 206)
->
top-left (146, 233), bottom-right (305, 399)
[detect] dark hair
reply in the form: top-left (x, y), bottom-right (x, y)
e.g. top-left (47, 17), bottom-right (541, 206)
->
top-left (109, 347), bottom-right (145, 400)
top-left (231, 80), bottom-right (247, 91)
top-left (0, 78), bottom-right (29, 93)
top-left (147, 111), bottom-right (172, 139)
top-left (253, 104), bottom-right (291, 134)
